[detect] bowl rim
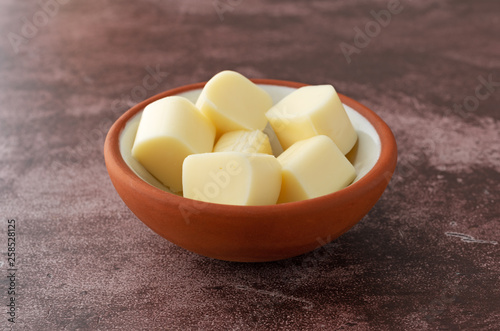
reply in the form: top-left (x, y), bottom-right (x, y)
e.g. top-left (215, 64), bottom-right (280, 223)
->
top-left (104, 79), bottom-right (397, 216)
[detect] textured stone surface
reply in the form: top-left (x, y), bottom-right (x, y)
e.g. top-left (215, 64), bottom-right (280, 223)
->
top-left (0, 0), bottom-right (499, 330)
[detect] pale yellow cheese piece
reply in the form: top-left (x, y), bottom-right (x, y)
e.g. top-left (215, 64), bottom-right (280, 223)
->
top-left (195, 70), bottom-right (273, 137)
top-left (277, 135), bottom-right (356, 203)
top-left (213, 130), bottom-right (272, 155)
top-left (132, 96), bottom-right (215, 193)
top-left (182, 152), bottom-right (282, 206)
top-left (265, 85), bottom-right (357, 154)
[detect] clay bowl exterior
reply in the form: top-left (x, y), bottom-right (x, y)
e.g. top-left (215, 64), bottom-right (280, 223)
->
top-left (104, 79), bottom-right (397, 262)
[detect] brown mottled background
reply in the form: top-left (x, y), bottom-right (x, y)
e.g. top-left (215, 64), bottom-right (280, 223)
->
top-left (0, 0), bottom-right (499, 330)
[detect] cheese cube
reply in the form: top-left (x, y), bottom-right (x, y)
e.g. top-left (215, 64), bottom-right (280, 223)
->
top-left (182, 152), bottom-right (282, 205)
top-left (265, 85), bottom-right (357, 154)
top-left (213, 130), bottom-right (272, 155)
top-left (277, 135), bottom-right (356, 203)
top-left (196, 70), bottom-right (273, 137)
top-left (132, 96), bottom-right (215, 193)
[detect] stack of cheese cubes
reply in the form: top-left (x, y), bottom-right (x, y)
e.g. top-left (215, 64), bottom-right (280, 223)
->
top-left (131, 70), bottom-right (358, 205)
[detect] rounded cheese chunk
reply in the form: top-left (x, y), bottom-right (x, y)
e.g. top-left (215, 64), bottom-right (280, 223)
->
top-left (277, 135), bottom-right (356, 203)
top-left (265, 85), bottom-right (357, 154)
top-left (213, 130), bottom-right (272, 155)
top-left (132, 96), bottom-right (215, 193)
top-left (195, 70), bottom-right (273, 137)
top-left (182, 152), bottom-right (282, 206)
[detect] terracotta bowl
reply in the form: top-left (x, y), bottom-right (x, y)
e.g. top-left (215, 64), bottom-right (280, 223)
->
top-left (104, 79), bottom-right (397, 262)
